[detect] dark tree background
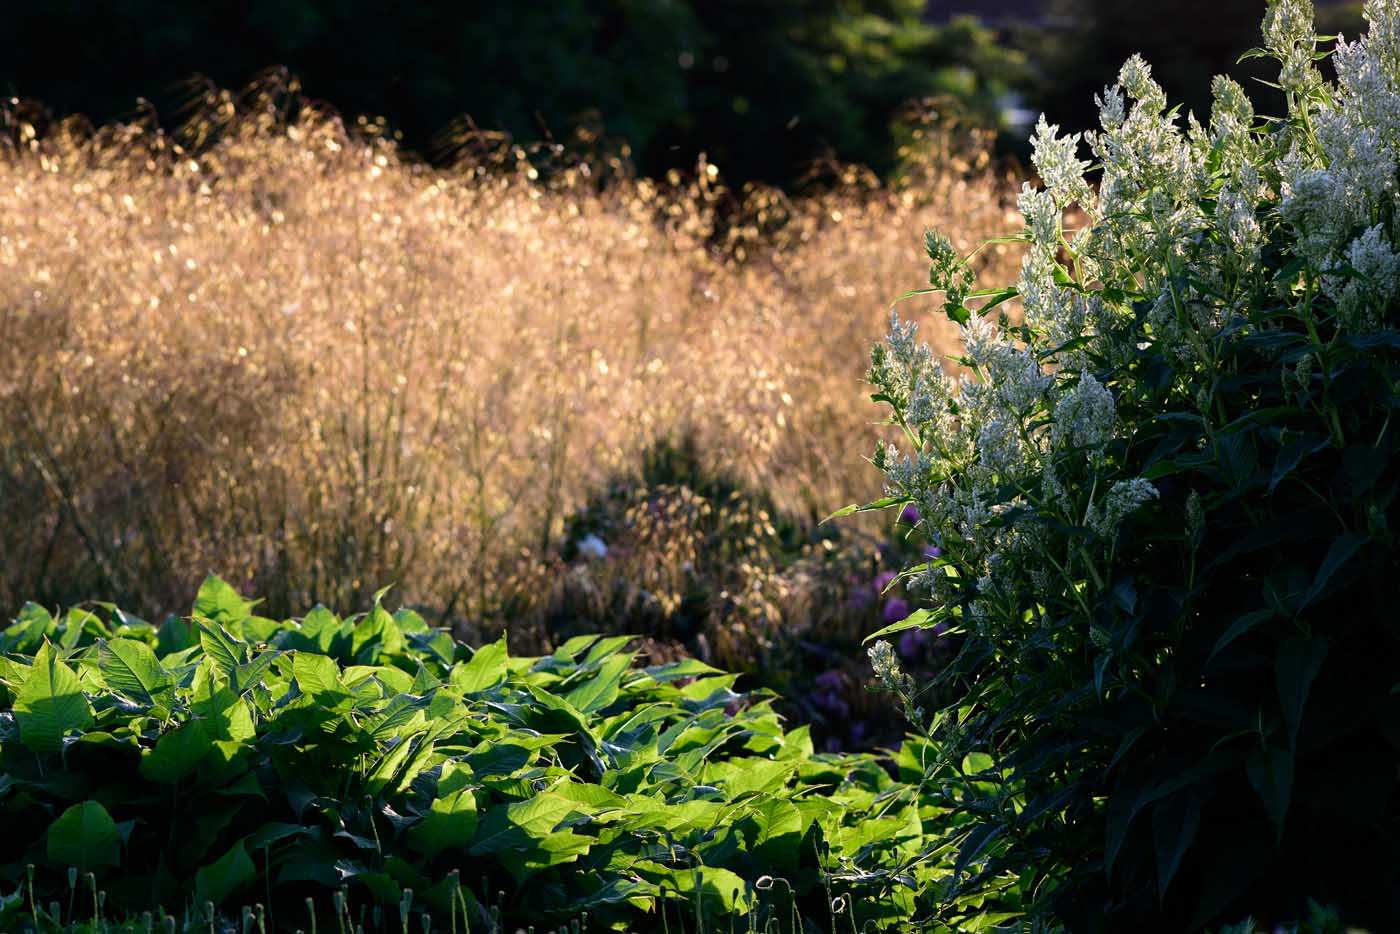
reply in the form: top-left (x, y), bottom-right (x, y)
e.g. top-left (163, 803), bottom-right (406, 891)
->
top-left (0, 0), bottom-right (1021, 186)
top-left (1021, 0), bottom-right (1363, 136)
top-left (1, 1), bottom-right (1364, 185)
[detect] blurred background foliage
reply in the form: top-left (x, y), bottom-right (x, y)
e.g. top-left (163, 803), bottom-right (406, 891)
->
top-left (0, 2), bottom-right (1368, 186)
top-left (0, 0), bottom-right (1024, 186)
top-left (1024, 0), bottom-right (1365, 137)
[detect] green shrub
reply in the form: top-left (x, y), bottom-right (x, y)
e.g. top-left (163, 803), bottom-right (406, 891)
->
top-left (856, 0), bottom-right (1400, 928)
top-left (0, 575), bottom-right (976, 932)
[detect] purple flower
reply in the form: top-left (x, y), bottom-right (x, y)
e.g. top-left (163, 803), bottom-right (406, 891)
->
top-left (874, 570), bottom-right (897, 593)
top-left (898, 628), bottom-right (929, 658)
top-left (882, 597), bottom-right (910, 625)
top-left (815, 670), bottom-right (845, 692)
top-left (899, 504), bottom-right (921, 525)
top-left (847, 583), bottom-right (875, 609)
top-left (818, 692), bottom-right (850, 718)
top-left (925, 545), bottom-right (942, 559)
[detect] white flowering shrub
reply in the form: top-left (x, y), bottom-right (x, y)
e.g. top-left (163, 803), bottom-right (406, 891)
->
top-left (851, 0), bottom-right (1400, 928)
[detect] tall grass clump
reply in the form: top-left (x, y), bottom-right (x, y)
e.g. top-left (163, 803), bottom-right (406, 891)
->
top-left (856, 0), bottom-right (1400, 928)
top-left (0, 80), bottom-right (1017, 631)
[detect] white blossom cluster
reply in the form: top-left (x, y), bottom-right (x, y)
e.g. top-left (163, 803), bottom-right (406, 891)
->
top-left (866, 0), bottom-right (1400, 643)
top-left (1281, 0), bottom-right (1400, 270)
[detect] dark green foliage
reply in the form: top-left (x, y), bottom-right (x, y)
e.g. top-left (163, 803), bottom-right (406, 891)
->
top-left (1028, 281), bottom-right (1400, 929)
top-left (0, 0), bottom-right (1023, 186)
top-left (0, 576), bottom-right (959, 931)
top-left (857, 8), bottom-right (1400, 929)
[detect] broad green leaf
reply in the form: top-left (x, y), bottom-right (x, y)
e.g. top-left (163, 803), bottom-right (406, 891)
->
top-left (141, 720), bottom-right (212, 784)
top-left (97, 638), bottom-right (172, 708)
top-left (1152, 791), bottom-right (1201, 900)
top-left (962, 752), bottom-right (996, 775)
top-left (582, 637), bottom-right (634, 667)
top-left (746, 798), bottom-right (804, 869)
top-left (642, 658), bottom-right (723, 683)
top-left (1247, 747), bottom-right (1294, 841)
top-left (157, 615), bottom-right (195, 655)
top-left (292, 605), bottom-right (344, 654)
top-left (292, 651), bottom-right (348, 700)
top-left (196, 621), bottom-right (248, 685)
top-left (364, 692), bottom-right (432, 738)
top-left (470, 792), bottom-right (578, 855)
top-left (564, 653), bottom-right (631, 713)
top-left (518, 830), bottom-right (592, 872)
top-left (701, 757), bottom-right (795, 796)
top-left (194, 839), bottom-right (255, 905)
top-left (406, 784), bottom-right (479, 859)
top-left (3, 602), bottom-right (54, 652)
top-left (952, 821), bottom-right (1003, 881)
top-left (1299, 534), bottom-right (1366, 610)
top-left (1276, 635), bottom-right (1328, 750)
top-left (351, 602), bottom-right (404, 664)
top-left (451, 636), bottom-right (508, 694)
top-left (47, 800), bottom-right (120, 872)
top-left (192, 668), bottom-right (255, 743)
top-left (244, 822), bottom-right (309, 851)
top-left (193, 574), bottom-right (256, 625)
top-left (1208, 609), bottom-right (1276, 663)
top-left (60, 608), bottom-right (99, 650)
top-left (13, 641), bottom-right (94, 753)
top-left (637, 863), bottom-right (753, 914)
top-left (233, 650), bottom-right (281, 696)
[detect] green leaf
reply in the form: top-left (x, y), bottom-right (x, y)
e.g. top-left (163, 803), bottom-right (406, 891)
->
top-left (952, 821), bottom-right (1003, 880)
top-left (1247, 747), bottom-right (1294, 841)
top-left (470, 792), bottom-right (578, 856)
top-left (1152, 792), bottom-right (1201, 900)
top-left (157, 615), bottom-right (195, 655)
top-left (1276, 636), bottom-right (1329, 750)
top-left (196, 621), bottom-right (249, 685)
top-left (194, 839), bottom-right (256, 906)
top-left (97, 638), bottom-right (173, 708)
top-left (639, 864), bottom-right (753, 914)
top-left (233, 650), bottom-right (281, 697)
top-left (351, 602), bottom-right (404, 663)
top-left (47, 800), bottom-right (121, 872)
top-left (407, 786), bottom-right (479, 860)
top-left (140, 720), bottom-right (213, 784)
top-left (821, 496), bottom-right (905, 524)
top-left (451, 636), bottom-right (507, 694)
top-left (1298, 534), bottom-right (1366, 611)
top-left (746, 798), bottom-right (804, 870)
top-left (862, 607), bottom-right (937, 643)
top-left (1208, 609), bottom-right (1276, 663)
top-left (193, 574), bottom-right (256, 625)
top-left (292, 651), bottom-right (349, 701)
top-left (13, 641), bottom-right (94, 753)
top-left (3, 602), bottom-right (54, 652)
top-left (563, 653), bottom-right (631, 713)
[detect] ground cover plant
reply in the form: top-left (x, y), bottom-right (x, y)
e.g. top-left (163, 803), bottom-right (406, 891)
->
top-left (853, 0), bottom-right (1400, 928)
top-left (0, 575), bottom-right (1009, 933)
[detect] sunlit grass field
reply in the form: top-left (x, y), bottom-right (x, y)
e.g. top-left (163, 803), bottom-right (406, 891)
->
top-left (0, 82), bottom-right (1017, 652)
